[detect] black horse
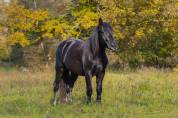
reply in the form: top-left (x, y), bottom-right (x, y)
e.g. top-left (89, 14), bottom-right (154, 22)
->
top-left (53, 18), bottom-right (117, 105)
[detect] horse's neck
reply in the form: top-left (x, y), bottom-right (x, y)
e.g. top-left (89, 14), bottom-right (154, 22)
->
top-left (90, 36), bottom-right (106, 56)
top-left (98, 46), bottom-right (106, 58)
top-left (87, 27), bottom-right (106, 57)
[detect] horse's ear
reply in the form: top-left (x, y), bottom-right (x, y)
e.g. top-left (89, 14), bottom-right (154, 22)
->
top-left (99, 18), bottom-right (103, 26)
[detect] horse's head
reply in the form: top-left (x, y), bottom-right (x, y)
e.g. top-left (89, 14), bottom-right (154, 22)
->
top-left (98, 18), bottom-right (117, 51)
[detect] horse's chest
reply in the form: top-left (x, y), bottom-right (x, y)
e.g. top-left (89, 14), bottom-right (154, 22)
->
top-left (90, 59), bottom-right (104, 75)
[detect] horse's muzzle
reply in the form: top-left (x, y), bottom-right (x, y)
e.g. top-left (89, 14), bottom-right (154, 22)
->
top-left (109, 41), bottom-right (117, 51)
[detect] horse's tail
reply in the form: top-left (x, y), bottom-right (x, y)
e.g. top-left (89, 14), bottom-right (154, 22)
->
top-left (55, 42), bottom-right (68, 103)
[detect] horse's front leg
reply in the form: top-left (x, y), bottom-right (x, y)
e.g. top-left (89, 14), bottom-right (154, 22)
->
top-left (96, 70), bottom-right (105, 102)
top-left (85, 71), bottom-right (92, 103)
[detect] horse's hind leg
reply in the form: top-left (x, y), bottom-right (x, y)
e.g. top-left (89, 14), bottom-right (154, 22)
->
top-left (60, 70), bottom-right (69, 103)
top-left (66, 73), bottom-right (78, 102)
top-left (53, 66), bottom-right (64, 106)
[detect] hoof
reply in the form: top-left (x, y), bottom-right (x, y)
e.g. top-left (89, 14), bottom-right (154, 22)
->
top-left (96, 100), bottom-right (101, 104)
top-left (68, 98), bottom-right (73, 103)
top-left (87, 99), bottom-right (91, 104)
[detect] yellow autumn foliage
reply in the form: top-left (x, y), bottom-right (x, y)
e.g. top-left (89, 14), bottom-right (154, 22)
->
top-left (7, 32), bottom-right (30, 47)
top-left (135, 28), bottom-right (145, 38)
top-left (139, 9), bottom-right (159, 17)
top-left (0, 4), bottom-right (49, 48)
top-left (75, 11), bottom-right (98, 30)
top-left (173, 65), bottom-right (178, 72)
top-left (4, 4), bottom-right (48, 31)
top-left (41, 19), bottom-right (79, 39)
top-left (0, 34), bottom-right (9, 59)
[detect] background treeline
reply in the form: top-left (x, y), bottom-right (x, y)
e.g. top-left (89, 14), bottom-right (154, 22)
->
top-left (0, 0), bottom-right (177, 69)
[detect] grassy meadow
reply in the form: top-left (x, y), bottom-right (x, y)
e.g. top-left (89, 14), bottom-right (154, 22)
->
top-left (0, 67), bottom-right (178, 118)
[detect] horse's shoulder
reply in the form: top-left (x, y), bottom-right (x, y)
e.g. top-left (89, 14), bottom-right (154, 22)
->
top-left (99, 53), bottom-right (108, 69)
top-left (104, 54), bottom-right (108, 66)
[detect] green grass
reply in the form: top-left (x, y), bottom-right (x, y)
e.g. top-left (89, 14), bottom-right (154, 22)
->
top-left (0, 68), bottom-right (178, 118)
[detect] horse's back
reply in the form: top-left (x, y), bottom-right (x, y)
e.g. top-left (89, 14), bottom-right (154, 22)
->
top-left (57, 39), bottom-right (84, 56)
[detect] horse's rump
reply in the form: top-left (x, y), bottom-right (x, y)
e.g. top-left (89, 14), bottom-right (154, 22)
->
top-left (55, 39), bottom-right (74, 68)
top-left (56, 39), bottom-right (84, 74)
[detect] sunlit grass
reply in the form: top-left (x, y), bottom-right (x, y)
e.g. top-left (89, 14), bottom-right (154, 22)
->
top-left (0, 68), bottom-right (177, 118)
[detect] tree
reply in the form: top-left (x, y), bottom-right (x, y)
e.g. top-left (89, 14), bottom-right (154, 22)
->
top-left (62, 0), bottom-right (178, 67)
top-left (0, 0), bottom-right (177, 68)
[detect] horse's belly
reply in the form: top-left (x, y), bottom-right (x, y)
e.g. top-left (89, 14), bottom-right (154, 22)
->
top-left (62, 41), bottom-right (84, 75)
top-left (65, 60), bottom-right (84, 75)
